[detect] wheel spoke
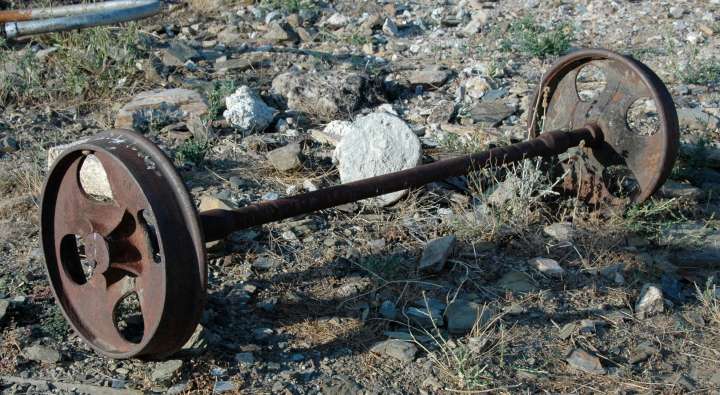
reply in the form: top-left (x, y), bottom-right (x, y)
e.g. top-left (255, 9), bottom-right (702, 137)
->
top-left (60, 274), bottom-right (139, 352)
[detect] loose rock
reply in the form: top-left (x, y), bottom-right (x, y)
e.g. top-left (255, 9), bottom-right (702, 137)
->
top-left (223, 86), bottom-right (278, 132)
top-left (23, 344), bottom-right (61, 363)
top-left (151, 360), bottom-right (183, 382)
top-left (379, 300), bottom-right (398, 320)
top-left (418, 235), bottom-right (457, 273)
top-left (566, 349), bottom-right (605, 374)
top-left (199, 195), bottom-right (235, 211)
top-left (468, 101), bottom-right (516, 126)
top-left (370, 339), bottom-right (417, 362)
top-left (0, 135), bottom-right (19, 153)
top-left (530, 257), bottom-right (565, 276)
top-left (311, 120), bottom-right (357, 146)
top-left (335, 112), bottom-right (422, 206)
top-left (409, 66), bottom-right (452, 88)
top-left (636, 284), bottom-right (664, 318)
top-left (445, 300), bottom-right (493, 334)
top-left (544, 222), bottom-right (576, 244)
top-left (496, 271), bottom-right (537, 293)
top-left (115, 89), bottom-right (208, 132)
top-left (0, 299), bottom-right (8, 323)
top-left (267, 143), bottom-right (302, 172)
top-left (272, 71), bottom-right (369, 121)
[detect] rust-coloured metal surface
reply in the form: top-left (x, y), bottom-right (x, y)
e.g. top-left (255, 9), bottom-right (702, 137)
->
top-left (200, 127), bottom-right (599, 242)
top-left (41, 130), bottom-right (206, 359)
top-left (0, 9), bottom-right (32, 22)
top-left (528, 48), bottom-right (680, 204)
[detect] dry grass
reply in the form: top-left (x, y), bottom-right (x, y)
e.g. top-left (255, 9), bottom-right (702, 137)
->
top-left (696, 278), bottom-right (720, 330)
top-left (409, 294), bottom-right (509, 391)
top-left (449, 158), bottom-right (563, 243)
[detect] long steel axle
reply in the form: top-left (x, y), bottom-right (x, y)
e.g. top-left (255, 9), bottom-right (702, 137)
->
top-left (199, 126), bottom-right (600, 242)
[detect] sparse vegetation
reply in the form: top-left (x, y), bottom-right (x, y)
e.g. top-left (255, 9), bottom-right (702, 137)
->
top-left (177, 137), bottom-right (211, 166)
top-left (0, 25), bottom-right (146, 107)
top-left (676, 50), bottom-right (720, 85)
top-left (501, 16), bottom-right (573, 58)
top-left (622, 198), bottom-right (686, 237)
top-left (259, 0), bottom-right (318, 14)
top-left (205, 80), bottom-right (238, 122)
top-left (695, 277), bottom-right (720, 328)
top-left (451, 159), bottom-right (561, 241)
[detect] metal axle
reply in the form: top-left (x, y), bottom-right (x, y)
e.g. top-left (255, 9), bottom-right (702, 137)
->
top-left (200, 126), bottom-right (600, 242)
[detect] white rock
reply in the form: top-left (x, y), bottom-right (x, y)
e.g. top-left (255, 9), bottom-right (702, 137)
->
top-left (311, 120), bottom-right (357, 146)
top-left (47, 143), bottom-right (113, 200)
top-left (636, 284), bottom-right (664, 318)
top-left (334, 113), bottom-right (422, 206)
top-left (302, 179), bottom-right (319, 192)
top-left (669, 6), bottom-right (684, 19)
top-left (465, 76), bottom-right (491, 99)
top-left (223, 86), bottom-right (277, 132)
top-left (530, 257), bottom-right (565, 276)
top-left (325, 13), bottom-right (350, 29)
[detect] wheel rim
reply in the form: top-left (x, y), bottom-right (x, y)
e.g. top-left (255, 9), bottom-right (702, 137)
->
top-left (528, 48), bottom-right (679, 203)
top-left (41, 129), bottom-right (206, 359)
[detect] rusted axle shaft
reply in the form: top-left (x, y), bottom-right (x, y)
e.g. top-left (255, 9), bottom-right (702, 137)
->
top-left (200, 126), bottom-right (600, 242)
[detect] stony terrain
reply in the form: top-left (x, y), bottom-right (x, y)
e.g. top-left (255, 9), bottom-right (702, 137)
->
top-left (1, 0), bottom-right (720, 393)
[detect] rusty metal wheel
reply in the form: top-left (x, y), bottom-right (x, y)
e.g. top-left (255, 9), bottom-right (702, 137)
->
top-left (41, 129), bottom-right (206, 359)
top-left (528, 48), bottom-right (679, 204)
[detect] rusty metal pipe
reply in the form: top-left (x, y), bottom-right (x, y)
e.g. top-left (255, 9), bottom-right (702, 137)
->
top-left (200, 126), bottom-right (600, 242)
top-left (2, 0), bottom-right (161, 39)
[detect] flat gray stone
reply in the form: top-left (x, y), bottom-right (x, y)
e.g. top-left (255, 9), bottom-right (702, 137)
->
top-left (0, 135), bottom-right (19, 153)
top-left (267, 143), bottom-right (302, 172)
top-left (409, 66), bottom-right (452, 88)
top-left (544, 222), bottom-right (576, 244)
top-left (23, 344), bottom-right (61, 363)
top-left (151, 359), bottom-right (183, 382)
top-left (677, 107), bottom-right (719, 130)
top-left (530, 257), bottom-right (564, 276)
top-left (115, 89), bottom-right (208, 132)
top-left (468, 101), bottom-right (516, 126)
top-left (418, 235), bottom-right (456, 273)
top-left (405, 306), bottom-right (444, 327)
top-left (161, 41), bottom-right (200, 67)
top-left (657, 180), bottom-right (703, 200)
top-left (272, 70), bottom-right (368, 121)
top-left (370, 339), bottom-right (417, 362)
top-left (566, 349), bottom-right (605, 374)
top-left (445, 300), bottom-right (493, 335)
top-left (496, 271), bottom-right (537, 293)
top-left (379, 300), bottom-right (398, 320)
top-left (0, 299), bottom-right (8, 322)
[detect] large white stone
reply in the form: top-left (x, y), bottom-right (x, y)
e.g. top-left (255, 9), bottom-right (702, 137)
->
top-left (47, 142), bottom-right (113, 200)
top-left (223, 86), bottom-right (277, 132)
top-left (334, 113), bottom-right (422, 207)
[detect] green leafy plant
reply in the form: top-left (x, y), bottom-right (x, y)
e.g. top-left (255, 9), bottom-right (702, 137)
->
top-left (502, 16), bottom-right (573, 58)
top-left (259, 0), bottom-right (318, 13)
top-left (677, 55), bottom-right (720, 85)
top-left (205, 80), bottom-right (238, 122)
top-left (177, 138), bottom-right (211, 166)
